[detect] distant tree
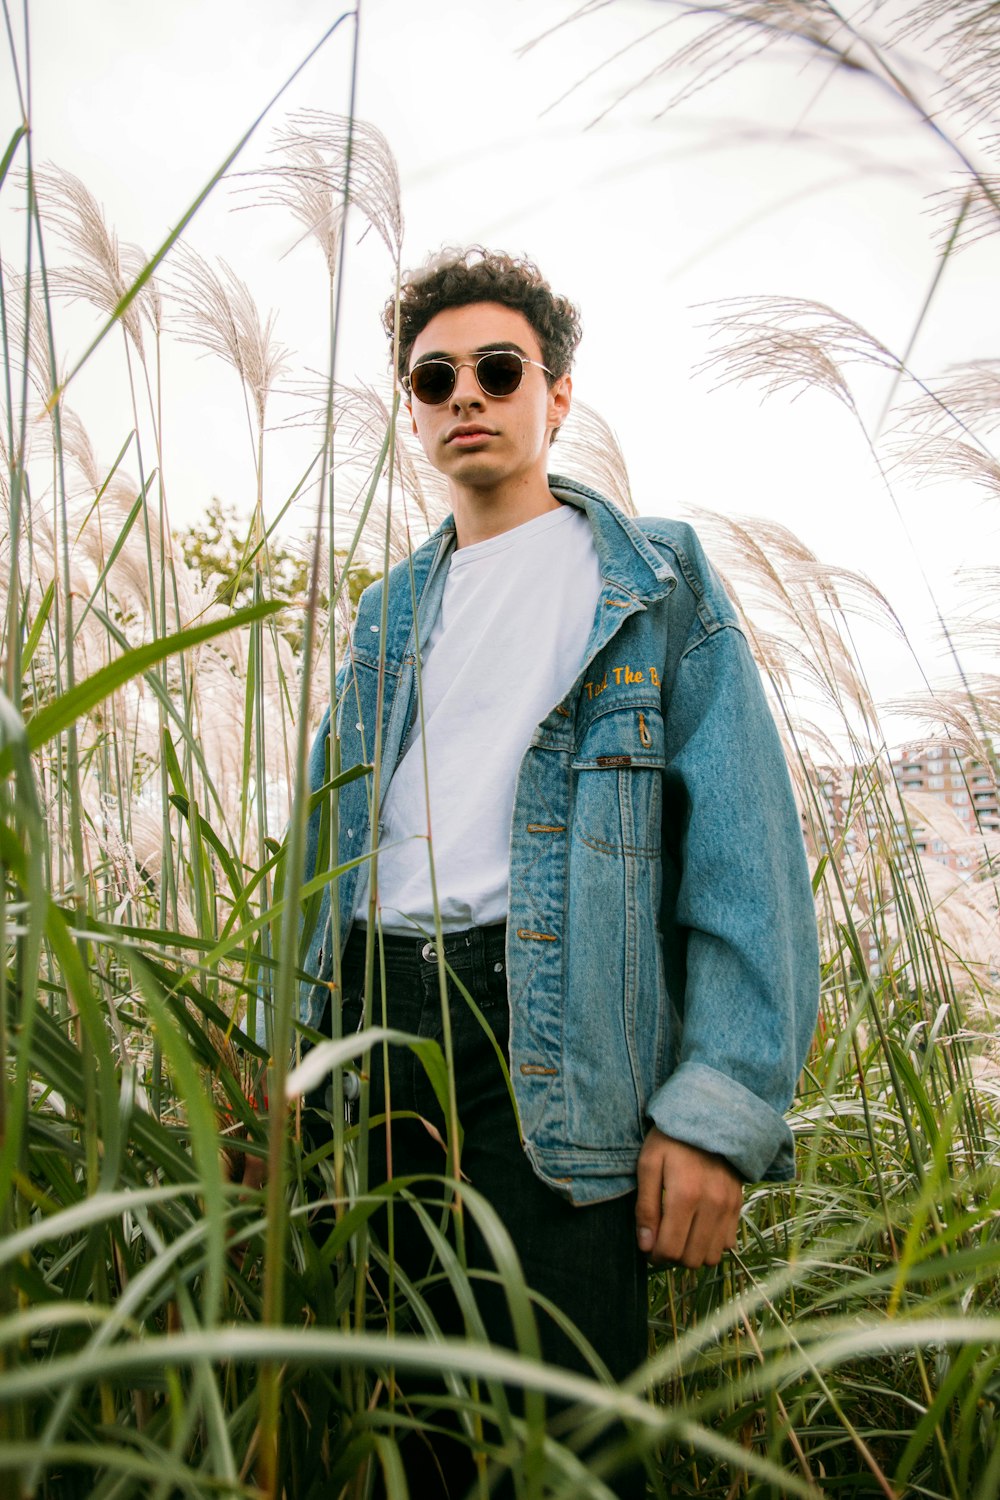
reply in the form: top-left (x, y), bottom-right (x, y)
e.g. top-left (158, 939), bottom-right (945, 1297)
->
top-left (176, 497), bottom-right (379, 640)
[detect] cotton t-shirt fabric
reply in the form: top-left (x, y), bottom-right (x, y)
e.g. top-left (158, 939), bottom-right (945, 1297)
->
top-left (357, 500), bottom-right (603, 934)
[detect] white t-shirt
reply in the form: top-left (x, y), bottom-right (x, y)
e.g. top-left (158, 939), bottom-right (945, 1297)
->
top-left (358, 501), bottom-right (603, 934)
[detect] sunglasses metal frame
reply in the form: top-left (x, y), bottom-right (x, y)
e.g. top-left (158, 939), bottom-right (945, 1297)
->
top-left (403, 350), bottom-right (553, 405)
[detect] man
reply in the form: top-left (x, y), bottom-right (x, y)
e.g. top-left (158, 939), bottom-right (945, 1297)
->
top-left (300, 248), bottom-right (819, 1494)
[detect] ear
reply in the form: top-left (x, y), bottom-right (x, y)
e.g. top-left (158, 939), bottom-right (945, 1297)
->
top-left (548, 372), bottom-right (572, 436)
top-left (407, 399), bottom-right (418, 437)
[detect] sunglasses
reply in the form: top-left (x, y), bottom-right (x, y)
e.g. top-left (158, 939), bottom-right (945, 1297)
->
top-left (403, 350), bottom-right (553, 405)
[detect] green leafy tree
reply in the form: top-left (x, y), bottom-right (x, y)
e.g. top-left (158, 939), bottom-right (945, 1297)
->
top-left (176, 495), bottom-right (378, 636)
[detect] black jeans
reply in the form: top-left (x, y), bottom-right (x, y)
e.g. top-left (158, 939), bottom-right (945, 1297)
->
top-left (319, 923), bottom-right (649, 1498)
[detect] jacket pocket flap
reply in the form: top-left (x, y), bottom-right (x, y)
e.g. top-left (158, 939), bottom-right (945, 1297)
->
top-left (572, 705), bottom-right (665, 769)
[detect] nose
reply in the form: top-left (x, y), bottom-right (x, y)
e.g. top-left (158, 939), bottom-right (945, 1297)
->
top-left (450, 361), bottom-right (485, 411)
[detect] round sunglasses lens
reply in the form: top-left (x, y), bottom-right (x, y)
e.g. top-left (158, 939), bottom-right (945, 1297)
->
top-left (409, 363), bottom-right (455, 404)
top-left (477, 352), bottom-right (523, 396)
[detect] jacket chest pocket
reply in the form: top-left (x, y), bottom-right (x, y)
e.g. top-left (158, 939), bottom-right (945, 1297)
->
top-left (571, 705), bottom-right (665, 857)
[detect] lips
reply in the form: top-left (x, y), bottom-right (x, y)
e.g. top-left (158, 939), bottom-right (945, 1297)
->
top-left (445, 424), bottom-right (496, 445)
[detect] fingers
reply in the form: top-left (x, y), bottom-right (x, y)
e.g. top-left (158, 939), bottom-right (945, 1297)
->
top-left (665, 1196), bottom-right (740, 1269)
top-left (636, 1129), bottom-right (743, 1269)
top-left (650, 1191), bottom-right (696, 1268)
top-left (240, 1152), bottom-right (268, 1191)
top-left (665, 1158), bottom-right (741, 1268)
top-left (220, 1142), bottom-right (267, 1192)
top-left (635, 1134), bottom-right (666, 1256)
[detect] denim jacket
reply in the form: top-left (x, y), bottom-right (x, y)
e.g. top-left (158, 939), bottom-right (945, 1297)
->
top-left (299, 477), bottom-right (819, 1205)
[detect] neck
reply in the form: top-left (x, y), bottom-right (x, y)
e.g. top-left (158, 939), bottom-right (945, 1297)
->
top-left (449, 470), bottom-right (560, 548)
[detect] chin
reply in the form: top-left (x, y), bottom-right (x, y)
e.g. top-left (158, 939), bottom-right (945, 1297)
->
top-left (447, 457), bottom-right (507, 487)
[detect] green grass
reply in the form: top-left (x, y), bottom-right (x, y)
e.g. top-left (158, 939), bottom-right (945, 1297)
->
top-left (2, 3), bottom-right (1000, 1497)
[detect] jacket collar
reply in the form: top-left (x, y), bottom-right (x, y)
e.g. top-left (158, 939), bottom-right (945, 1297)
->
top-left (548, 475), bottom-right (676, 602)
top-left (422, 475), bottom-right (676, 605)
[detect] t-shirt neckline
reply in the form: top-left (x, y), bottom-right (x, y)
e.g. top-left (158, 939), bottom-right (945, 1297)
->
top-left (450, 501), bottom-right (577, 568)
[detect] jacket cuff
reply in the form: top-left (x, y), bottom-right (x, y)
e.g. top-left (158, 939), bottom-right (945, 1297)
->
top-left (646, 1060), bottom-right (796, 1183)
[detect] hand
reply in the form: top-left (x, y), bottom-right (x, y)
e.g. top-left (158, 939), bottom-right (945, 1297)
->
top-left (635, 1127), bottom-right (742, 1268)
top-left (222, 1139), bottom-right (268, 1193)
top-left (221, 1139), bottom-right (268, 1273)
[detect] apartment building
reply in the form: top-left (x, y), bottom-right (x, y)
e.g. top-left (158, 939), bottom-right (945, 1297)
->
top-left (806, 743), bottom-right (998, 877)
top-left (889, 742), bottom-right (998, 873)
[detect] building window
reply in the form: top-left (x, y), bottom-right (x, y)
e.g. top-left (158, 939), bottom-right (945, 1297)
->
top-left (951, 791), bottom-right (967, 804)
top-left (928, 776), bottom-right (945, 789)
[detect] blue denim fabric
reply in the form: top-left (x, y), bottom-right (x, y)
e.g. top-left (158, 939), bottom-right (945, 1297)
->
top-left (296, 478), bottom-right (820, 1205)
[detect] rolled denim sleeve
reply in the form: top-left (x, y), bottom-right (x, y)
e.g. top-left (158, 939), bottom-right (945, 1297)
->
top-left (645, 621), bottom-right (819, 1182)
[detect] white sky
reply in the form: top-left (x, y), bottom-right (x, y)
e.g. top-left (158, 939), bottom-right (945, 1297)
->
top-left (5, 0), bottom-right (999, 735)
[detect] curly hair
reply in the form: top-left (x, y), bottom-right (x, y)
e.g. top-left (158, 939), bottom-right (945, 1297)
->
top-left (384, 246), bottom-right (582, 386)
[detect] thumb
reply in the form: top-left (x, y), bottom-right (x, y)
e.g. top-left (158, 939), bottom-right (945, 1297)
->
top-left (635, 1140), bottom-right (664, 1255)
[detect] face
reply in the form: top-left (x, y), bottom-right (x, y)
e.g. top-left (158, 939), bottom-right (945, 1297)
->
top-left (405, 302), bottom-right (571, 493)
